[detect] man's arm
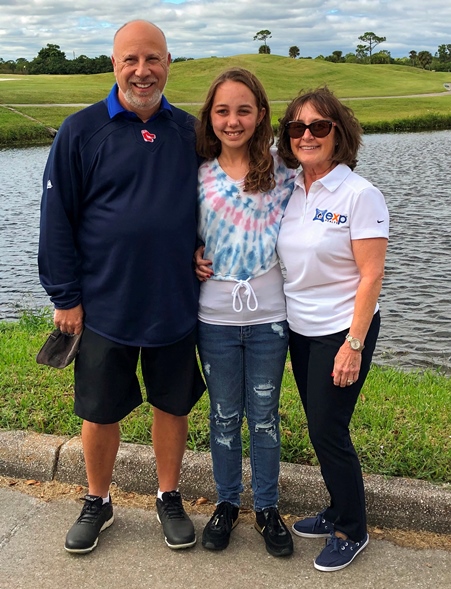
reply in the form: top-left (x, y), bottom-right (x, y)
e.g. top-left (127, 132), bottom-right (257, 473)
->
top-left (38, 119), bottom-right (83, 311)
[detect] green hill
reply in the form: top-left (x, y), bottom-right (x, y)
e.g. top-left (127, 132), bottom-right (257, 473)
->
top-left (168, 54), bottom-right (451, 102)
top-left (0, 54), bottom-right (450, 105)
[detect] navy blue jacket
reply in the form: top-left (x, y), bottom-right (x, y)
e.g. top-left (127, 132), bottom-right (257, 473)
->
top-left (39, 86), bottom-right (200, 346)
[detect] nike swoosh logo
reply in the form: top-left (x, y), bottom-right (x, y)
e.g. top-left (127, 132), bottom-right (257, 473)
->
top-left (377, 220), bottom-right (384, 223)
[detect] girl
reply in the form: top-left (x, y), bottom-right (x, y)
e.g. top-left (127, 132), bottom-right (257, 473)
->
top-left (195, 68), bottom-right (295, 557)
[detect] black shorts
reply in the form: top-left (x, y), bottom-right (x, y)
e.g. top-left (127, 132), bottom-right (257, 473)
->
top-left (73, 327), bottom-right (205, 424)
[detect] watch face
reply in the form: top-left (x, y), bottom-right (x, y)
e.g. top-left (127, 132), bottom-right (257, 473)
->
top-left (346, 334), bottom-right (363, 351)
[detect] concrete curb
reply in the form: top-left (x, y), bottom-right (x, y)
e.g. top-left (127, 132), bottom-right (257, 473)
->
top-left (1, 429), bottom-right (450, 534)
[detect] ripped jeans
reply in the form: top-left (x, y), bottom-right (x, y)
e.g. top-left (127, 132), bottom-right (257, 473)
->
top-left (197, 320), bottom-right (288, 511)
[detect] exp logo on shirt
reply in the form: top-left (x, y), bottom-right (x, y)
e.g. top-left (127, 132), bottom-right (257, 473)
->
top-left (313, 208), bottom-right (347, 225)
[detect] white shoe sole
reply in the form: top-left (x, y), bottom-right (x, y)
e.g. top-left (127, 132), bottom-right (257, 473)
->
top-left (292, 527), bottom-right (331, 538)
top-left (156, 512), bottom-right (196, 550)
top-left (64, 514), bottom-right (114, 554)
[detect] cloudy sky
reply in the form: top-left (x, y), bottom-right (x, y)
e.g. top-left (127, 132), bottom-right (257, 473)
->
top-left (1, 0), bottom-right (450, 62)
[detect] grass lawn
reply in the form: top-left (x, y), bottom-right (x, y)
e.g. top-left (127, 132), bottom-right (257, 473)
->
top-left (3, 56), bottom-right (449, 103)
top-left (1, 310), bottom-right (450, 485)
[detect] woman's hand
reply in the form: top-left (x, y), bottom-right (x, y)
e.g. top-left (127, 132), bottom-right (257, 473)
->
top-left (330, 237), bottom-right (387, 388)
top-left (194, 245), bottom-right (213, 282)
top-left (332, 343), bottom-right (362, 388)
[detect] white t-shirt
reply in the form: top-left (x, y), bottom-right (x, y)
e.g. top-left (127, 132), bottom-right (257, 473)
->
top-left (277, 164), bottom-right (389, 337)
top-left (198, 264), bottom-right (287, 325)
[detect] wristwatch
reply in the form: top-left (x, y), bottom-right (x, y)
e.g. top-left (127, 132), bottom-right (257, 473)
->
top-left (345, 333), bottom-right (365, 352)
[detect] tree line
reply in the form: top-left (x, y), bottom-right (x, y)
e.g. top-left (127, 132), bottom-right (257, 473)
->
top-left (1, 33), bottom-right (450, 75)
top-left (312, 34), bottom-right (451, 72)
top-left (0, 44), bottom-right (113, 75)
top-left (257, 30), bottom-right (451, 72)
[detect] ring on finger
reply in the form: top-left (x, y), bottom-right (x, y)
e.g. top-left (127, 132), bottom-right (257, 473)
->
top-left (347, 380), bottom-right (354, 385)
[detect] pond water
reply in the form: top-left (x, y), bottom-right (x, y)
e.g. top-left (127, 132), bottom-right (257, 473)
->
top-left (0, 146), bottom-right (49, 316)
top-left (357, 131), bottom-right (451, 373)
top-left (0, 130), bottom-right (450, 373)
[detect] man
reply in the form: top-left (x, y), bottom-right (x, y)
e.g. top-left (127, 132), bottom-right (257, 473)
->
top-left (38, 20), bottom-right (205, 554)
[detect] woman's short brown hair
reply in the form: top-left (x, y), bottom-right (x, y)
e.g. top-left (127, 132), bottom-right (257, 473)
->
top-left (196, 67), bottom-right (275, 193)
top-left (277, 86), bottom-right (363, 170)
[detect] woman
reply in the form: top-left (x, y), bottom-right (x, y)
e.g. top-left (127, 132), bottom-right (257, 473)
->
top-left (276, 87), bottom-right (389, 572)
top-left (195, 68), bottom-right (295, 557)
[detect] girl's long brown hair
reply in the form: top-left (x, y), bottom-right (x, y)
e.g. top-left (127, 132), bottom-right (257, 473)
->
top-left (196, 67), bottom-right (275, 193)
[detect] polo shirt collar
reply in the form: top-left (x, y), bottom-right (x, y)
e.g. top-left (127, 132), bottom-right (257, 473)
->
top-left (106, 83), bottom-right (172, 120)
top-left (296, 163), bottom-right (352, 192)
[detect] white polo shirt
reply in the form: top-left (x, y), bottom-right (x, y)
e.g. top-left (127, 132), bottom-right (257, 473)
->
top-left (277, 164), bottom-right (389, 337)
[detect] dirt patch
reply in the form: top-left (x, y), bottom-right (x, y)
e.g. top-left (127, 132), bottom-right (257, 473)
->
top-left (1, 476), bottom-right (450, 551)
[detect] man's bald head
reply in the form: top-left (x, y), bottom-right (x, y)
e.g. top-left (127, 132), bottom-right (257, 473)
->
top-left (111, 20), bottom-right (171, 121)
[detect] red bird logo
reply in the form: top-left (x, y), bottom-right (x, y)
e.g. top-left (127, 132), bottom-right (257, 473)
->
top-left (141, 130), bottom-right (156, 143)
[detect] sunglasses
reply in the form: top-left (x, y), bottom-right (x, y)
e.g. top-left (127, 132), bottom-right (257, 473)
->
top-left (285, 120), bottom-right (336, 139)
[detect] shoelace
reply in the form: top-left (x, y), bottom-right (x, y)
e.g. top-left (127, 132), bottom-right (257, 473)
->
top-left (263, 508), bottom-right (286, 536)
top-left (211, 503), bottom-right (234, 531)
top-left (231, 278), bottom-right (258, 312)
top-left (162, 494), bottom-right (186, 520)
top-left (327, 534), bottom-right (356, 553)
top-left (312, 512), bottom-right (328, 532)
top-left (77, 496), bottom-right (103, 523)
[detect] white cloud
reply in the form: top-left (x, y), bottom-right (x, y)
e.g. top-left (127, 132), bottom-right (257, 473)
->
top-left (0, 0), bottom-right (449, 62)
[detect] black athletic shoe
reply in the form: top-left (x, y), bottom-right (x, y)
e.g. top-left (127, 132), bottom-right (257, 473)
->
top-left (156, 491), bottom-right (196, 549)
top-left (202, 501), bottom-right (240, 550)
top-left (255, 507), bottom-right (294, 557)
top-left (64, 495), bottom-right (114, 554)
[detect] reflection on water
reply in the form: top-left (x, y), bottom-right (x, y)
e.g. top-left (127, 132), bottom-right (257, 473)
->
top-left (0, 146), bottom-right (50, 317)
top-left (0, 131), bottom-right (450, 373)
top-left (357, 131), bottom-right (451, 372)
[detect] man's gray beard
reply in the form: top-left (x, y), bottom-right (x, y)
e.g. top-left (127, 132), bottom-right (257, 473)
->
top-left (124, 87), bottom-right (162, 112)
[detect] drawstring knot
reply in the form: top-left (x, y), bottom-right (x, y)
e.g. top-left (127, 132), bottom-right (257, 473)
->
top-left (231, 278), bottom-right (259, 312)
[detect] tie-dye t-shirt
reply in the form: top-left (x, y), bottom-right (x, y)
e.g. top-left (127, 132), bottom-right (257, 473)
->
top-left (198, 154), bottom-right (296, 281)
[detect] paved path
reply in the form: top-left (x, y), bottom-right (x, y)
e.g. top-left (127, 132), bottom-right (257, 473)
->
top-left (1, 430), bottom-right (451, 588)
top-left (1, 486), bottom-right (450, 589)
top-left (2, 89), bottom-right (451, 108)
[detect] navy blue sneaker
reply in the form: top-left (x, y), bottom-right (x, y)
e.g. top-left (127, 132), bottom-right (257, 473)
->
top-left (292, 511), bottom-right (333, 538)
top-left (314, 532), bottom-right (369, 572)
